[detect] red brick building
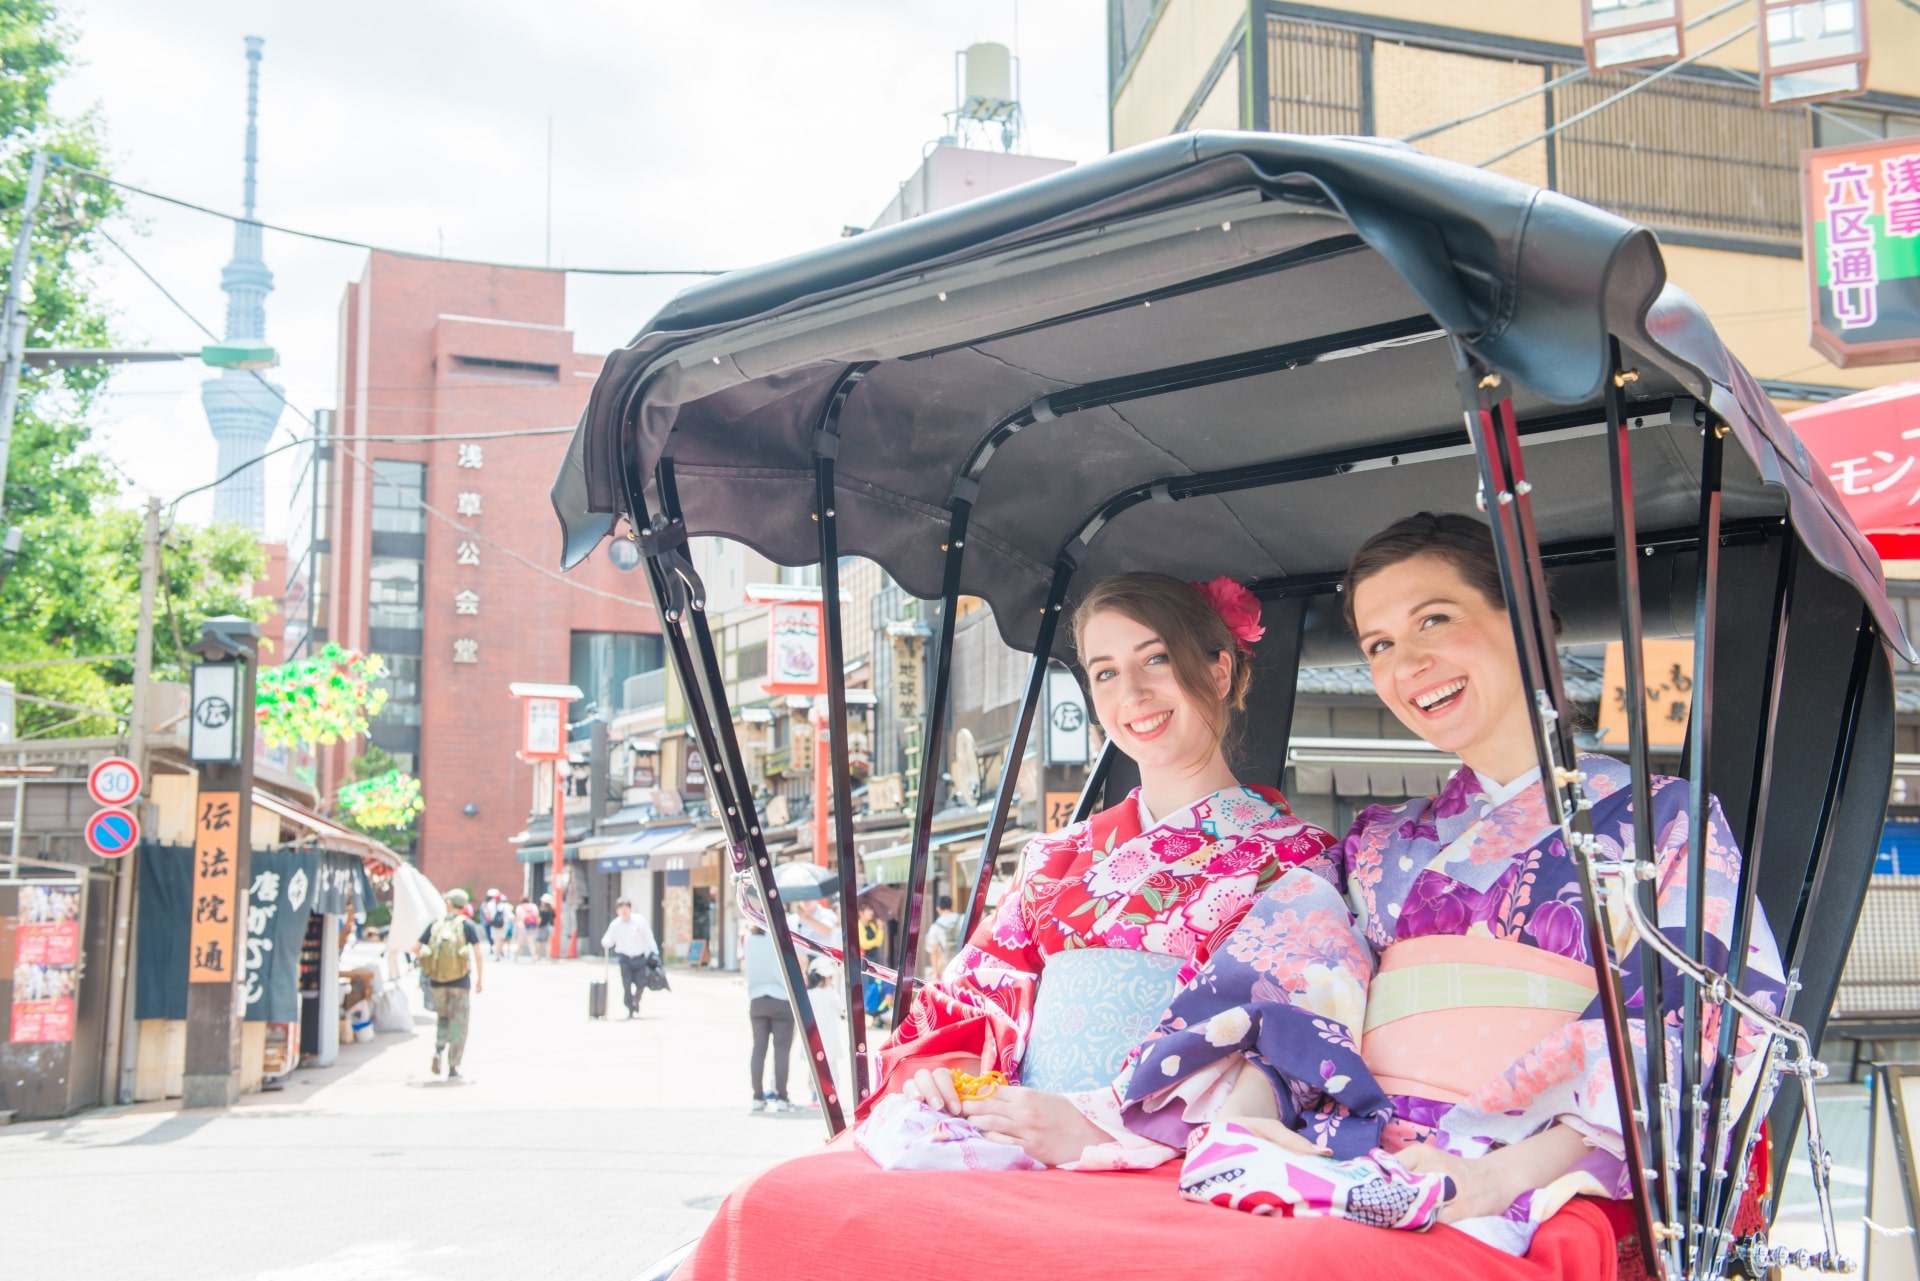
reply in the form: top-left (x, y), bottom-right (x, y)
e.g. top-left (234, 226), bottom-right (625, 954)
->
top-left (318, 252), bottom-right (659, 895)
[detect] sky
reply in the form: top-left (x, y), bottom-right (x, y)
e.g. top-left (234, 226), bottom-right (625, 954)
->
top-left (51, 0), bottom-right (1110, 534)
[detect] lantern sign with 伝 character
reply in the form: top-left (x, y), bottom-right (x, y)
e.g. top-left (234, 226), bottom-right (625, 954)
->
top-left (1804, 135), bottom-right (1920, 368)
top-left (1760, 0), bottom-right (1868, 108)
top-left (1580, 0), bottom-right (1682, 72)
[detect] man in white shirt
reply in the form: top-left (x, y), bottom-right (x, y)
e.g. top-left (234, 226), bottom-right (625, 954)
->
top-left (601, 899), bottom-right (660, 1019)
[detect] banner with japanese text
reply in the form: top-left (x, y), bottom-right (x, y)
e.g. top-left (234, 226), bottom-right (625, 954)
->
top-left (1596, 639), bottom-right (1696, 751)
top-left (244, 849), bottom-right (321, 1023)
top-left (9, 884), bottom-right (80, 1043)
top-left (1805, 136), bottom-right (1920, 367)
top-left (189, 792), bottom-right (241, 983)
top-left (764, 600), bottom-right (825, 695)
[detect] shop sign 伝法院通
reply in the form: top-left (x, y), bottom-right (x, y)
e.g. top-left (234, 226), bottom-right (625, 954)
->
top-left (1806, 135), bottom-right (1920, 367)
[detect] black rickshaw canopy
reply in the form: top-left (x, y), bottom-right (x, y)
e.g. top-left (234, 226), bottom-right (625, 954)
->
top-left (553, 132), bottom-right (1906, 1281)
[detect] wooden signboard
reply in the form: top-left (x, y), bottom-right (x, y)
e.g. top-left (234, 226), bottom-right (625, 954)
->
top-left (189, 791), bottom-right (241, 983)
top-left (1596, 640), bottom-right (1696, 751)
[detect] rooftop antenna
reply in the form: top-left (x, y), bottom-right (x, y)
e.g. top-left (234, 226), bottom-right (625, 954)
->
top-left (947, 42), bottom-right (1023, 153)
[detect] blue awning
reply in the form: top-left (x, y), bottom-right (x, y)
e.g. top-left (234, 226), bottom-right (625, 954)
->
top-left (580, 824), bottom-right (695, 866)
top-left (1878, 815), bottom-right (1920, 875)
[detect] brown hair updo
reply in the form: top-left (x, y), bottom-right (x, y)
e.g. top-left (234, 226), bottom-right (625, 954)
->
top-left (1070, 572), bottom-right (1254, 754)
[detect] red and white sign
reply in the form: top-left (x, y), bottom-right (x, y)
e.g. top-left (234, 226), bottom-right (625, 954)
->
top-left (763, 600), bottom-right (826, 695)
top-left (1787, 378), bottom-right (1920, 557)
top-left (84, 807), bottom-right (140, 859)
top-left (86, 755), bottom-right (142, 807)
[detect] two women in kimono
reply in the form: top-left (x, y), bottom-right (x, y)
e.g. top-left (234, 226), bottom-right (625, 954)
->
top-left (1117, 512), bottom-right (1785, 1261)
top-left (677, 512), bottom-right (1782, 1280)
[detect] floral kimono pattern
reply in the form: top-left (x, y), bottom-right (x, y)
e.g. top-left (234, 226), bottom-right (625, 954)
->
top-left (874, 785), bottom-right (1341, 1101)
top-left (1120, 754), bottom-right (1787, 1255)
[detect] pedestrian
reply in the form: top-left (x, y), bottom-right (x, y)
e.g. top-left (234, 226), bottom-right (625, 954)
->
top-left (926, 893), bottom-right (963, 978)
top-left (600, 898), bottom-right (660, 1018)
top-left (413, 888), bottom-right (484, 1079)
top-left (515, 897), bottom-right (540, 962)
top-left (483, 889), bottom-right (510, 961)
top-left (537, 893), bottom-right (556, 961)
top-left (742, 922), bottom-right (794, 1113)
top-left (803, 960), bottom-right (847, 1110)
top-left (857, 903), bottom-right (889, 1025)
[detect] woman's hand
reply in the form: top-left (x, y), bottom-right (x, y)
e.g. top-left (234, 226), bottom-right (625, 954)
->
top-left (1395, 1145), bottom-right (1517, 1223)
top-left (901, 1067), bottom-right (965, 1114)
top-left (962, 1085), bottom-right (1111, 1167)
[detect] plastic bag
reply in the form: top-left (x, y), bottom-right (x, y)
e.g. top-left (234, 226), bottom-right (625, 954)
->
top-left (854, 1095), bottom-right (1044, 1172)
top-left (370, 984), bottom-right (412, 1033)
top-left (1178, 1121), bottom-right (1452, 1229)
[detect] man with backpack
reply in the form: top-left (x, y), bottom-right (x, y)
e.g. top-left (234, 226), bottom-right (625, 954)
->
top-left (414, 888), bottom-right (484, 1078)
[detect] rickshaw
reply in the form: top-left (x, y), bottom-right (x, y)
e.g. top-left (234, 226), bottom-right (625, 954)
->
top-left (549, 132), bottom-right (1907, 1280)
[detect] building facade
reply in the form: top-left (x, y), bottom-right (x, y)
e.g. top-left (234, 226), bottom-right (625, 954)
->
top-left (319, 252), bottom-right (660, 896)
top-left (1109, 0), bottom-right (1920, 831)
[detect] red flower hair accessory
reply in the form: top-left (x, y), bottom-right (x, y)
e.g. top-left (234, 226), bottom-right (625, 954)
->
top-left (1192, 576), bottom-right (1265, 652)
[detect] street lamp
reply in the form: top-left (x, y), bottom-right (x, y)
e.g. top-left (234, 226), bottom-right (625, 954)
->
top-left (1759, 0), bottom-right (1869, 107)
top-left (510, 682), bottom-right (582, 958)
top-left (1581, 0), bottom-right (1683, 72)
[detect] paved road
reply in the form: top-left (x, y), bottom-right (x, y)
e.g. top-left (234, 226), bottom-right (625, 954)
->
top-left (0, 956), bottom-right (824, 1281)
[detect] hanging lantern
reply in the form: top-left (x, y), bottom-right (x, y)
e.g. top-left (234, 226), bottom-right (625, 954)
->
top-left (1759, 0), bottom-right (1869, 107)
top-left (1581, 0), bottom-right (1684, 72)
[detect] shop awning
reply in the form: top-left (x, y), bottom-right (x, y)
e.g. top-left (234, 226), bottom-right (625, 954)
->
top-left (864, 827), bottom-right (989, 884)
top-left (1286, 736), bottom-right (1459, 800)
top-left (580, 824), bottom-right (694, 871)
top-left (251, 789), bottom-right (406, 871)
top-left (649, 827), bottom-right (722, 863)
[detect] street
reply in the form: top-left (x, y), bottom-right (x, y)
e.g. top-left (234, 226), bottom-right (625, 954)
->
top-left (0, 958), bottom-right (823, 1281)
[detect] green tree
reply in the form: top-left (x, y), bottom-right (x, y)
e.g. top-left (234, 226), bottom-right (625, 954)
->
top-left (0, 3), bottom-right (264, 737)
top-left (336, 746), bottom-right (423, 855)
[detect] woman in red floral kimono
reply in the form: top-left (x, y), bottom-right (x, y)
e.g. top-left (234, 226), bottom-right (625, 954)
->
top-left (678, 573), bottom-right (1345, 1276)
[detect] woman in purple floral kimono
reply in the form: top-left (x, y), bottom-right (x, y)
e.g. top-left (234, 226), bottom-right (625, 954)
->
top-left (1113, 512), bottom-right (1787, 1263)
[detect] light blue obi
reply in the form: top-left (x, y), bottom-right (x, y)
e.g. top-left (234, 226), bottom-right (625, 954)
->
top-left (1019, 948), bottom-right (1187, 1094)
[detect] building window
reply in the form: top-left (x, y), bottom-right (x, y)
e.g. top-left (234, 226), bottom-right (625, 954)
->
top-left (372, 654), bottom-right (423, 726)
top-left (1109, 0), bottom-right (1161, 83)
top-left (1266, 17), bottom-right (1369, 136)
top-left (371, 460), bottom-right (425, 535)
top-left (369, 557), bottom-right (423, 631)
top-left (1815, 104), bottom-right (1920, 148)
top-left (738, 640), bottom-right (767, 682)
top-left (570, 631), bottom-right (666, 733)
top-left (1551, 65), bottom-right (1807, 243)
top-left (1256, 11), bottom-right (1824, 248)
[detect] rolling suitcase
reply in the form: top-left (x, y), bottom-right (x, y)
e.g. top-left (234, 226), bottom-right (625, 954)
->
top-left (589, 955), bottom-right (608, 1020)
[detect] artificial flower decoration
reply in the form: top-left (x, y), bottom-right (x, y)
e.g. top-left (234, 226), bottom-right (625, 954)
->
top-left (336, 769), bottom-right (424, 834)
top-left (255, 643), bottom-right (390, 749)
top-left (1192, 575), bottom-right (1266, 651)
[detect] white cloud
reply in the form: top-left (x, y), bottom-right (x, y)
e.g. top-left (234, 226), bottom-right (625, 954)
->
top-left (50, 0), bottom-right (1108, 542)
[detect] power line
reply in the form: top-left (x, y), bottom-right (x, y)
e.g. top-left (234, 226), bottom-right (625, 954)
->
top-left (103, 228), bottom-right (650, 612)
top-left (1479, 23), bottom-right (1755, 168)
top-left (329, 436), bottom-right (654, 611)
top-left (61, 161), bottom-right (729, 278)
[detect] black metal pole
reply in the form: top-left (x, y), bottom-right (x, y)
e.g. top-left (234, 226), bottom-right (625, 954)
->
top-left (962, 563), bottom-right (1073, 944)
top-left (891, 510), bottom-right (969, 1032)
top-left (813, 363), bottom-right (873, 1105)
top-left (1679, 423), bottom-right (1725, 1272)
top-left (1601, 345), bottom-right (1680, 1272)
top-left (1073, 739), bottom-right (1117, 826)
top-left (1454, 343), bottom-right (1661, 1279)
top-left (1702, 534), bottom-right (1796, 1267)
top-left (622, 448), bottom-right (848, 1135)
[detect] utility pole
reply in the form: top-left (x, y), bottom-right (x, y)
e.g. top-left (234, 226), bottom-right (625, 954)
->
top-left (183, 616), bottom-right (260, 1110)
top-left (100, 496), bottom-right (161, 1104)
top-left (0, 149), bottom-right (49, 525)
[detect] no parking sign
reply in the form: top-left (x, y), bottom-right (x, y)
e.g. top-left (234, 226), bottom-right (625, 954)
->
top-left (84, 807), bottom-right (139, 859)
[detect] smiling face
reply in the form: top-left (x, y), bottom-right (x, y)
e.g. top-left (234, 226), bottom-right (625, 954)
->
top-left (1079, 607), bottom-right (1233, 782)
top-left (1351, 553), bottom-right (1536, 781)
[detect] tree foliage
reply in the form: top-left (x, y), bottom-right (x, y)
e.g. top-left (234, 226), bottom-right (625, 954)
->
top-left (336, 746), bottom-right (421, 854)
top-left (0, 2), bottom-right (264, 737)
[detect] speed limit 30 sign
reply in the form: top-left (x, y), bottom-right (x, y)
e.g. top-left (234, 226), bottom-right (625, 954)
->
top-left (87, 756), bottom-right (142, 808)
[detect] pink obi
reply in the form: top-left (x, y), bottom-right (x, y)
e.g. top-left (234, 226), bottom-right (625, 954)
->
top-left (1360, 934), bottom-right (1598, 1104)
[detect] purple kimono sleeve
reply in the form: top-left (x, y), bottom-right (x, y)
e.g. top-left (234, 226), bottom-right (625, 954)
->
top-left (1117, 868), bottom-right (1388, 1158)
